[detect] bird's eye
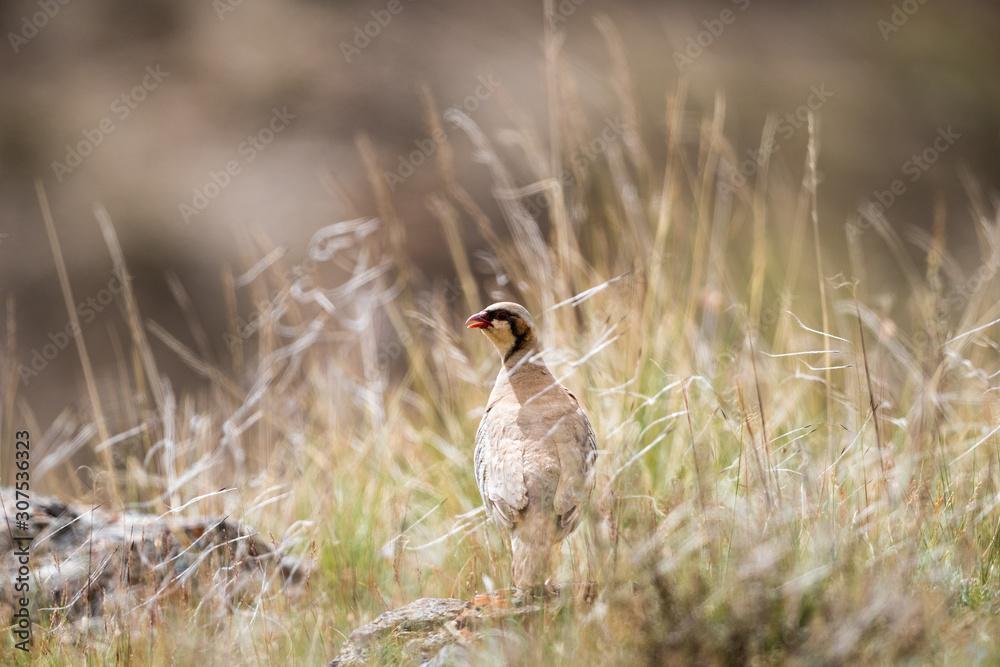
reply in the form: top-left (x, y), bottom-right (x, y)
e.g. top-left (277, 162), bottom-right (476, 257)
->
top-left (495, 311), bottom-right (509, 321)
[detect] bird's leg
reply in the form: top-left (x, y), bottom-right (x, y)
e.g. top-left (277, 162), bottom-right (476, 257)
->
top-left (512, 582), bottom-right (550, 606)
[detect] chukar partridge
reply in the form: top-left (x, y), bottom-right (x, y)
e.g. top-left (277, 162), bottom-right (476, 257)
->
top-left (466, 302), bottom-right (596, 590)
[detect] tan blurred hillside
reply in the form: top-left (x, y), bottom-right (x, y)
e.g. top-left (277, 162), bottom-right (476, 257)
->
top-left (1, 0), bottom-right (999, 427)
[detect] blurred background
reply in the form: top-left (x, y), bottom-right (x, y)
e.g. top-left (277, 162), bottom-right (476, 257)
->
top-left (1, 0), bottom-right (998, 428)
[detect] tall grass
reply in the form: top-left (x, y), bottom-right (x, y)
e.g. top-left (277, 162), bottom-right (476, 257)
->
top-left (5, 15), bottom-right (1000, 665)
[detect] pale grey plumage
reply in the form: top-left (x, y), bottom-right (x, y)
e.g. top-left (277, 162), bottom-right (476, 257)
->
top-left (467, 302), bottom-right (596, 589)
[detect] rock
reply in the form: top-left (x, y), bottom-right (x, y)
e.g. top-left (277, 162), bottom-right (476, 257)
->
top-left (328, 591), bottom-right (550, 666)
top-left (328, 598), bottom-right (473, 666)
top-left (0, 487), bottom-right (308, 617)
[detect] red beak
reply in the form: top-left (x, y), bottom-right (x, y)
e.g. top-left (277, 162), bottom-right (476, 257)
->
top-left (466, 312), bottom-right (491, 329)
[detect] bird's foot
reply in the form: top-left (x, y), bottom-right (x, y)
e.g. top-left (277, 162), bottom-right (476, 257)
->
top-left (538, 580), bottom-right (599, 604)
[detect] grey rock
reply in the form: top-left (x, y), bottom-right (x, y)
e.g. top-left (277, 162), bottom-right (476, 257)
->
top-left (1, 487), bottom-right (308, 616)
top-left (328, 592), bottom-right (550, 666)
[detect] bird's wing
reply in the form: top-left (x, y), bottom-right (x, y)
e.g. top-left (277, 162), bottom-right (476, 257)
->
top-left (474, 401), bottom-right (528, 531)
top-left (553, 389), bottom-right (598, 534)
top-left (566, 389), bottom-right (599, 471)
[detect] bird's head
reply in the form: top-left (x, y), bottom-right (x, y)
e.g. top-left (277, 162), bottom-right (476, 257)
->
top-left (466, 302), bottom-right (537, 363)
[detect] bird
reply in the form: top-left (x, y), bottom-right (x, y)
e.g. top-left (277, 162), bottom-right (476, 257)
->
top-left (466, 302), bottom-right (596, 591)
